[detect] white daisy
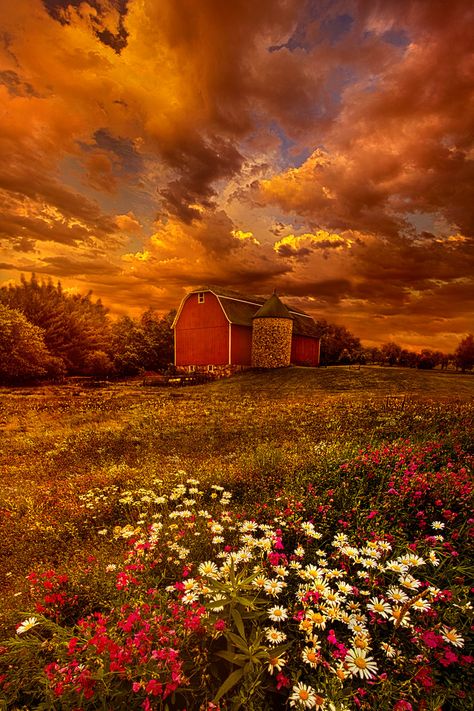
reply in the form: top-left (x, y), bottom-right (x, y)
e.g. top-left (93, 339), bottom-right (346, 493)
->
top-left (289, 682), bottom-right (318, 708)
top-left (345, 649), bottom-right (378, 679)
top-left (16, 617), bottom-right (39, 635)
top-left (268, 605), bottom-right (288, 623)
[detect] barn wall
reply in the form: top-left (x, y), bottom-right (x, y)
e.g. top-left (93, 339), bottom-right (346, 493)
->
top-left (291, 336), bottom-right (320, 366)
top-left (175, 292), bottom-right (229, 365)
top-left (230, 324), bottom-right (252, 365)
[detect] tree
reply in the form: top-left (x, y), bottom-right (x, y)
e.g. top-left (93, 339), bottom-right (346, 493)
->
top-left (381, 342), bottom-right (402, 366)
top-left (316, 320), bottom-right (361, 365)
top-left (0, 274), bottom-right (111, 374)
top-left (417, 349), bottom-right (444, 370)
top-left (0, 304), bottom-right (65, 383)
top-left (399, 349), bottom-right (419, 368)
top-left (454, 334), bottom-right (474, 372)
top-left (111, 309), bottom-right (175, 375)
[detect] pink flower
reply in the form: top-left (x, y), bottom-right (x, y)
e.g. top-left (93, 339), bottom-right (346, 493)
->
top-left (421, 630), bottom-right (442, 648)
top-left (145, 678), bottom-right (163, 696)
top-left (414, 666), bottom-right (434, 689)
top-left (276, 672), bottom-right (290, 690)
top-left (438, 649), bottom-right (458, 667)
top-left (393, 701), bottom-right (413, 711)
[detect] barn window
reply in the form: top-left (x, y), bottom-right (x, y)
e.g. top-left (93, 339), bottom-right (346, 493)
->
top-left (207, 365), bottom-right (214, 372)
top-left (198, 292), bottom-right (205, 303)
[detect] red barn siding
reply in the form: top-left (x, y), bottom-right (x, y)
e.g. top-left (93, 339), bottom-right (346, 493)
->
top-left (291, 335), bottom-right (320, 366)
top-left (175, 292), bottom-right (229, 365)
top-left (230, 324), bottom-right (252, 365)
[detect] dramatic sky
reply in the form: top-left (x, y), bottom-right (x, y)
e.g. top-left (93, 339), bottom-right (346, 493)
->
top-left (0, 0), bottom-right (473, 350)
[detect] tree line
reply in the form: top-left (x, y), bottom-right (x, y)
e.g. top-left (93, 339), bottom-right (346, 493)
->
top-left (318, 324), bottom-right (474, 373)
top-left (0, 275), bottom-right (472, 383)
top-left (0, 275), bottom-right (175, 384)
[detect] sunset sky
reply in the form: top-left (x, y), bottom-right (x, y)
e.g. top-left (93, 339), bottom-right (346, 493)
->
top-left (0, 0), bottom-right (473, 350)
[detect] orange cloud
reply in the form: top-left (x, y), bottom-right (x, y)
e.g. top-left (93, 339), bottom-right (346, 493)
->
top-left (0, 0), bottom-right (472, 349)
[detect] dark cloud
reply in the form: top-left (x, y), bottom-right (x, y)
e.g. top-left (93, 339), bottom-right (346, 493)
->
top-left (0, 0), bottom-right (472, 348)
top-left (42, 0), bottom-right (129, 53)
top-left (0, 70), bottom-right (38, 96)
top-left (158, 136), bottom-right (244, 222)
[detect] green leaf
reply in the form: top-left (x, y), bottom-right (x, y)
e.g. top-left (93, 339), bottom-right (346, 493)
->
top-left (231, 608), bottom-right (246, 639)
top-left (207, 597), bottom-right (231, 609)
top-left (213, 668), bottom-right (244, 703)
top-left (235, 595), bottom-right (257, 607)
top-left (216, 650), bottom-right (248, 665)
top-left (227, 631), bottom-right (250, 653)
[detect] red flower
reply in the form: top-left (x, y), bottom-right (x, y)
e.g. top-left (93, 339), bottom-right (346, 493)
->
top-left (276, 672), bottom-right (290, 690)
top-left (422, 630), bottom-right (442, 648)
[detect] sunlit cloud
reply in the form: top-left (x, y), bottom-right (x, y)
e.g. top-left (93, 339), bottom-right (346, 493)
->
top-left (0, 0), bottom-right (472, 348)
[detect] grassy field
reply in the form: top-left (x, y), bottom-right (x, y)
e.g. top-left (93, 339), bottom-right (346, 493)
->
top-left (1, 366), bottom-right (473, 610)
top-left (0, 365), bottom-right (473, 710)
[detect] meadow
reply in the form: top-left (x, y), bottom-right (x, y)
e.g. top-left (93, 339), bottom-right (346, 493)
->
top-left (0, 366), bottom-right (473, 710)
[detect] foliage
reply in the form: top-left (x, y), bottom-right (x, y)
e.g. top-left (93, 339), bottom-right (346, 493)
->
top-left (0, 303), bottom-right (65, 383)
top-left (454, 334), bottom-right (474, 372)
top-left (111, 308), bottom-right (175, 375)
top-left (316, 320), bottom-right (361, 365)
top-left (0, 274), bottom-right (111, 375)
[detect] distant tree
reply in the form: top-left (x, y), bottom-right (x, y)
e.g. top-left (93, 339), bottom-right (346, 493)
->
top-left (111, 316), bottom-right (144, 375)
top-left (417, 349), bottom-right (438, 370)
top-left (381, 342), bottom-right (402, 366)
top-left (0, 274), bottom-right (111, 374)
top-left (317, 320), bottom-right (361, 365)
top-left (454, 334), bottom-right (474, 372)
top-left (439, 353), bottom-right (451, 370)
top-left (82, 350), bottom-right (115, 377)
top-left (0, 304), bottom-right (65, 383)
top-left (140, 308), bottom-right (175, 370)
top-left (111, 309), bottom-right (175, 375)
top-left (399, 349), bottom-right (419, 368)
top-left (338, 348), bottom-right (352, 365)
top-left (366, 347), bottom-right (382, 364)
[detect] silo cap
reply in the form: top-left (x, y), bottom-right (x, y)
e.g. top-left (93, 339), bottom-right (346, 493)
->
top-left (252, 293), bottom-right (293, 319)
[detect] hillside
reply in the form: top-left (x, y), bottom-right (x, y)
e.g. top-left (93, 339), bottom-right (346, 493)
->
top-left (203, 364), bottom-right (474, 400)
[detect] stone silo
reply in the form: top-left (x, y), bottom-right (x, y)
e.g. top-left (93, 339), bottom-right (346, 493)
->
top-left (251, 292), bottom-right (293, 368)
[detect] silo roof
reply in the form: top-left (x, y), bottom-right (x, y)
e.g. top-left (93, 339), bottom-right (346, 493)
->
top-left (252, 292), bottom-right (293, 320)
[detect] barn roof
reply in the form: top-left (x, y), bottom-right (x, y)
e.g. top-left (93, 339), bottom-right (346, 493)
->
top-left (185, 286), bottom-right (320, 338)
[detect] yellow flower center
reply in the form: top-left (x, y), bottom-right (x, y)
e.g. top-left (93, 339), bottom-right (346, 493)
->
top-left (374, 603), bottom-right (384, 611)
top-left (307, 651), bottom-right (318, 663)
top-left (315, 695), bottom-right (325, 705)
top-left (312, 613), bottom-right (323, 623)
top-left (354, 657), bottom-right (368, 669)
top-left (299, 690), bottom-right (309, 700)
top-left (355, 637), bottom-right (367, 649)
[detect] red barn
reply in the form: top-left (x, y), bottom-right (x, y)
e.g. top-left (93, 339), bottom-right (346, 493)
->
top-left (172, 287), bottom-right (320, 372)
